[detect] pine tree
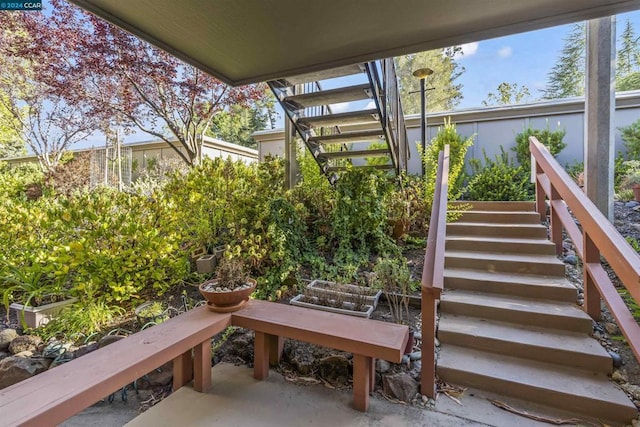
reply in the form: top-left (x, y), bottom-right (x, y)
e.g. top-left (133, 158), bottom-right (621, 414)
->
top-left (395, 47), bottom-right (464, 114)
top-left (482, 82), bottom-right (531, 106)
top-left (617, 19), bottom-right (639, 77)
top-left (542, 23), bottom-right (586, 99)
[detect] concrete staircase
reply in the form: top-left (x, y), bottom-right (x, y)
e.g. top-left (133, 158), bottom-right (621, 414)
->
top-left (437, 201), bottom-right (637, 424)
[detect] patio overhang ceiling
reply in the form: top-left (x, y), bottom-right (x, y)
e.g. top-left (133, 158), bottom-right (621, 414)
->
top-left (70, 0), bottom-right (639, 87)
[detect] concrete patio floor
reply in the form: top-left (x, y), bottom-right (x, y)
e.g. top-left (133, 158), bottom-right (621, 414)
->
top-left (121, 363), bottom-right (590, 427)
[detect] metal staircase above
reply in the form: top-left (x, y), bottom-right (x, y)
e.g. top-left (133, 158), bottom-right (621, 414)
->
top-left (268, 59), bottom-right (409, 184)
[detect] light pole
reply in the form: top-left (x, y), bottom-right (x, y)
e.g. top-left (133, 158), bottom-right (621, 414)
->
top-left (412, 67), bottom-right (433, 175)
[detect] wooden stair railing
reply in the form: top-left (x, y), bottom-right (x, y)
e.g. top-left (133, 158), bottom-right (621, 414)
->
top-left (421, 144), bottom-right (449, 398)
top-left (530, 136), bottom-right (640, 363)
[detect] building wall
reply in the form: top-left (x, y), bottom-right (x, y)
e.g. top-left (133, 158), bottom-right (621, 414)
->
top-left (253, 91), bottom-right (640, 175)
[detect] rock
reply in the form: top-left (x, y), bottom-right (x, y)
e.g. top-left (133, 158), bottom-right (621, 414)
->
top-left (563, 255), bottom-right (578, 265)
top-left (632, 417), bottom-right (640, 427)
top-left (382, 373), bottom-right (419, 403)
top-left (608, 351), bottom-right (623, 368)
top-left (0, 329), bottom-right (18, 351)
top-left (0, 351), bottom-right (10, 361)
top-left (14, 351), bottom-right (34, 358)
top-left (604, 322), bottom-right (619, 335)
top-left (376, 359), bottom-right (390, 374)
top-left (409, 351), bottom-right (422, 361)
top-left (401, 354), bottom-right (410, 365)
top-left (612, 370), bottom-right (628, 383)
top-left (632, 223), bottom-right (640, 233)
top-left (74, 342), bottom-right (99, 358)
top-left (562, 240), bottom-right (573, 251)
top-left (626, 201), bottom-right (640, 208)
top-left (434, 338), bottom-right (440, 347)
top-left (290, 349), bottom-right (315, 375)
top-left (318, 355), bottom-right (350, 385)
top-left (138, 362), bottom-right (174, 389)
top-left (621, 383), bottom-right (640, 401)
top-left (0, 356), bottom-right (51, 389)
top-left (98, 335), bottom-right (125, 348)
top-left (413, 332), bottom-right (422, 342)
top-left (421, 394), bottom-right (429, 404)
top-left (8, 335), bottom-right (42, 355)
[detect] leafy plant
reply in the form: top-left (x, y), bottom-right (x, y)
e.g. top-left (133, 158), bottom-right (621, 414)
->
top-left (620, 118), bottom-right (640, 160)
top-left (216, 256), bottom-right (250, 290)
top-left (514, 124), bottom-right (566, 171)
top-left (370, 258), bottom-right (418, 325)
top-left (625, 236), bottom-right (640, 253)
top-left (466, 148), bottom-right (531, 201)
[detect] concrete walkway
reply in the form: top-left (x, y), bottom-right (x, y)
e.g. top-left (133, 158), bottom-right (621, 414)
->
top-left (123, 363), bottom-right (581, 427)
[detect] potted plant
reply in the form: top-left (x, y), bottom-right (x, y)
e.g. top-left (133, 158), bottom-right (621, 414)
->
top-left (2, 262), bottom-right (76, 329)
top-left (370, 258), bottom-right (419, 353)
top-left (199, 256), bottom-right (256, 313)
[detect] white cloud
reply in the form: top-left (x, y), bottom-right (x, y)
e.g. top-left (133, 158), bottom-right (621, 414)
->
top-left (498, 46), bottom-right (513, 58)
top-left (454, 42), bottom-right (479, 59)
top-left (329, 102), bottom-right (350, 113)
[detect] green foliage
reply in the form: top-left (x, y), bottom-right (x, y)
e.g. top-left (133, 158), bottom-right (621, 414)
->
top-left (617, 19), bottom-right (640, 80)
top-left (422, 118), bottom-right (474, 207)
top-left (514, 125), bottom-right (566, 171)
top-left (482, 82), bottom-right (530, 106)
top-left (617, 72), bottom-right (640, 92)
top-left (625, 236), bottom-right (640, 253)
top-left (370, 257), bottom-right (417, 324)
top-left (620, 119), bottom-right (640, 160)
top-left (0, 93), bottom-right (25, 158)
top-left (543, 23), bottom-right (585, 99)
top-left (0, 161), bottom-right (43, 200)
top-left (466, 148), bottom-right (531, 201)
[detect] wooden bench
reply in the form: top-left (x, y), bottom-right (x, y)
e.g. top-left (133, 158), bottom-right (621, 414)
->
top-left (0, 306), bottom-right (231, 427)
top-left (231, 299), bottom-right (409, 411)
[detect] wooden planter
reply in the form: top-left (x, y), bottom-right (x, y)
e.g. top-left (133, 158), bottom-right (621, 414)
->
top-left (290, 294), bottom-right (374, 318)
top-left (306, 280), bottom-right (382, 308)
top-left (633, 184), bottom-right (640, 202)
top-left (10, 297), bottom-right (78, 329)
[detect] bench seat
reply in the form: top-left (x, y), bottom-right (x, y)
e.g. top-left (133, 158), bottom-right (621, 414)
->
top-left (0, 306), bottom-right (231, 427)
top-left (232, 299), bottom-right (409, 411)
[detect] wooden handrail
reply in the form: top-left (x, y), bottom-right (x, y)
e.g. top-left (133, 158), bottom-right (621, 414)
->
top-left (421, 144), bottom-right (450, 398)
top-left (530, 136), bottom-right (640, 362)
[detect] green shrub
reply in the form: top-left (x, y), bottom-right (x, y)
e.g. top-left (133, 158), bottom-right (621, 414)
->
top-left (514, 124), bottom-right (566, 171)
top-left (421, 118), bottom-right (474, 207)
top-left (0, 162), bottom-right (44, 201)
top-left (466, 148), bottom-right (531, 201)
top-left (620, 119), bottom-right (640, 160)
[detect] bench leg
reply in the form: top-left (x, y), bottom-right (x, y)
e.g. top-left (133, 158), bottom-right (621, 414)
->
top-left (173, 350), bottom-right (193, 391)
top-left (194, 340), bottom-right (212, 392)
top-left (370, 358), bottom-right (376, 393)
top-left (254, 332), bottom-right (281, 380)
top-left (352, 354), bottom-right (372, 412)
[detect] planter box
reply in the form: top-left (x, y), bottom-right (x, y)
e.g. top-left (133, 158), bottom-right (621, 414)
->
top-left (290, 294), bottom-right (374, 318)
top-left (196, 254), bottom-right (217, 273)
top-left (10, 297), bottom-right (78, 329)
top-left (306, 280), bottom-right (382, 308)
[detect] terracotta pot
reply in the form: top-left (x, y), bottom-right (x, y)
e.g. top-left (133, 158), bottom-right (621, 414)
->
top-left (633, 184), bottom-right (640, 202)
top-left (199, 278), bottom-right (257, 311)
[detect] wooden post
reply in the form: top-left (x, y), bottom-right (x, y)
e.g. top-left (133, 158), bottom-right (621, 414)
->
top-left (583, 233), bottom-right (602, 320)
top-left (535, 160), bottom-right (546, 222)
top-left (172, 350), bottom-right (193, 391)
top-left (550, 186), bottom-right (563, 255)
top-left (352, 354), bottom-right (371, 412)
top-left (193, 341), bottom-right (212, 392)
top-left (421, 292), bottom-right (437, 398)
top-left (253, 331), bottom-right (270, 380)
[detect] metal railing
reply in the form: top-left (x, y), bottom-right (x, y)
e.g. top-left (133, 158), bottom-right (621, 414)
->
top-left (420, 144), bottom-right (449, 398)
top-left (530, 136), bottom-right (640, 363)
top-left (365, 58), bottom-right (409, 173)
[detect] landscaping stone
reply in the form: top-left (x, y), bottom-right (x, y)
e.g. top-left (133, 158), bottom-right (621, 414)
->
top-left (375, 359), bottom-right (390, 374)
top-left (622, 383), bottom-right (640, 401)
top-left (0, 351), bottom-right (10, 361)
top-left (612, 370), bottom-right (628, 383)
top-left (138, 362), bottom-right (174, 389)
top-left (318, 355), bottom-right (350, 385)
top-left (604, 322), bottom-right (619, 335)
top-left (74, 342), bottom-right (99, 358)
top-left (626, 201), bottom-right (640, 209)
top-left (0, 355), bottom-right (51, 389)
top-left (0, 329), bottom-right (18, 351)
top-left (409, 351), bottom-right (422, 361)
top-left (98, 335), bottom-right (125, 348)
top-left (608, 350), bottom-right (623, 368)
top-left (382, 372), bottom-right (418, 403)
top-left (563, 255), bottom-right (578, 265)
top-left (14, 350), bottom-right (34, 358)
top-left (8, 335), bottom-right (42, 355)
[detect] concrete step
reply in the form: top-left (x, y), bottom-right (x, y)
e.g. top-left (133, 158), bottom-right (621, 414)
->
top-left (445, 236), bottom-right (556, 255)
top-left (438, 314), bottom-right (612, 373)
top-left (447, 222), bottom-right (547, 239)
top-left (299, 109), bottom-right (379, 128)
top-left (444, 267), bottom-right (577, 302)
top-left (450, 201), bottom-right (536, 212)
top-left (280, 64), bottom-right (364, 86)
top-left (437, 345), bottom-right (637, 423)
top-left (284, 84), bottom-right (371, 109)
top-left (445, 250), bottom-right (566, 276)
top-left (452, 210), bottom-right (541, 224)
top-left (440, 290), bottom-right (593, 333)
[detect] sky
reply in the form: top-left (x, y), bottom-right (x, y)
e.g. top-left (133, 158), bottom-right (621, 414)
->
top-left (79, 10), bottom-right (640, 148)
